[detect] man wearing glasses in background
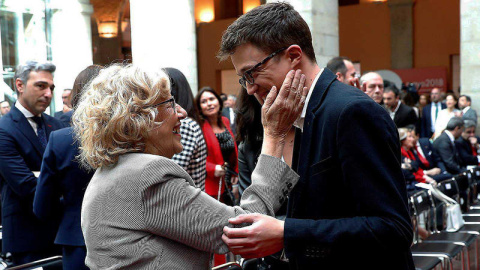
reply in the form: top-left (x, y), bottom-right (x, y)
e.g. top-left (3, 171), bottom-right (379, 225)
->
top-left (218, 2), bottom-right (414, 269)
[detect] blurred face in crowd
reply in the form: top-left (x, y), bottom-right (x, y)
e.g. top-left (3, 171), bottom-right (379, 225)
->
top-left (362, 73), bottom-right (384, 104)
top-left (231, 44), bottom-right (294, 105)
top-left (199, 91), bottom-right (221, 120)
top-left (419, 95), bottom-right (428, 107)
top-left (452, 125), bottom-right (464, 139)
top-left (383, 91), bottom-right (399, 110)
top-left (145, 97), bottom-right (186, 159)
top-left (342, 60), bottom-right (356, 85)
top-left (461, 126), bottom-right (476, 141)
top-left (0, 101), bottom-right (10, 115)
top-left (458, 96), bottom-right (471, 110)
top-left (402, 131), bottom-right (416, 150)
top-left (62, 90), bottom-right (72, 107)
top-left (15, 71), bottom-right (55, 116)
top-left (225, 96), bottom-right (236, 108)
top-left (445, 95), bottom-right (457, 110)
top-left (430, 88), bottom-right (441, 103)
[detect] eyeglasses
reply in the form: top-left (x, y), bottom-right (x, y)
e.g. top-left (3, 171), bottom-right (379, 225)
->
top-left (150, 97), bottom-right (176, 114)
top-left (239, 47), bottom-right (288, 89)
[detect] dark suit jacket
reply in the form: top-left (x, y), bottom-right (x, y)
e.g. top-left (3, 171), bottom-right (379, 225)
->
top-left (432, 132), bottom-right (463, 174)
top-left (463, 107), bottom-right (478, 124)
top-left (284, 69), bottom-right (414, 269)
top-left (394, 103), bottom-right (418, 128)
top-left (33, 127), bottom-right (94, 246)
top-left (417, 138), bottom-right (447, 172)
top-left (58, 110), bottom-right (72, 126)
top-left (455, 137), bottom-right (480, 167)
top-left (421, 102), bottom-right (446, 138)
top-left (0, 105), bottom-right (65, 253)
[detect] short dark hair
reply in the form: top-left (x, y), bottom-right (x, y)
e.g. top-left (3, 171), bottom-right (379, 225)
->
top-left (163, 67), bottom-right (200, 124)
top-left (446, 117), bottom-right (464, 131)
top-left (326, 57), bottom-right (351, 76)
top-left (71, 65), bottom-right (103, 108)
top-left (460, 95), bottom-right (471, 103)
top-left (195, 86), bottom-right (224, 128)
top-left (384, 84), bottom-right (400, 98)
top-left (218, 2), bottom-right (316, 63)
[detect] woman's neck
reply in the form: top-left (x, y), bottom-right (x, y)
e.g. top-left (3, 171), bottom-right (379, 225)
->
top-left (207, 115), bottom-right (218, 127)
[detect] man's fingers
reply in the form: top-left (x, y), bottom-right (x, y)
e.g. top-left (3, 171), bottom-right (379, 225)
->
top-left (222, 234), bottom-right (256, 248)
top-left (228, 213), bottom-right (259, 224)
top-left (223, 226), bottom-right (251, 238)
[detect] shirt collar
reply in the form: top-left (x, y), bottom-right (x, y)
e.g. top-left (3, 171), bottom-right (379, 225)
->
top-left (15, 101), bottom-right (38, 118)
top-left (393, 100), bottom-right (401, 113)
top-left (462, 106), bottom-right (470, 114)
top-left (444, 130), bottom-right (455, 143)
top-left (293, 69), bottom-right (323, 131)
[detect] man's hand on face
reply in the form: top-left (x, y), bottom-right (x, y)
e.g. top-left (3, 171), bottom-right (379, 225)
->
top-left (222, 213), bottom-right (284, 258)
top-left (349, 77), bottom-right (361, 90)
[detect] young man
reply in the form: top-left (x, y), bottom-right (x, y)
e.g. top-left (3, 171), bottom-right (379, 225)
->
top-left (0, 61), bottom-right (64, 265)
top-left (218, 3), bottom-right (413, 269)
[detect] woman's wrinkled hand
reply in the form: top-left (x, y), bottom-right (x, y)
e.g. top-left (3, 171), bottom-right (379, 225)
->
top-left (262, 69), bottom-right (308, 143)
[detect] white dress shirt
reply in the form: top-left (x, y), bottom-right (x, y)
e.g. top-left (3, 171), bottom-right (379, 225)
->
top-left (431, 102), bottom-right (442, 132)
top-left (15, 102), bottom-right (41, 135)
top-left (294, 68), bottom-right (323, 132)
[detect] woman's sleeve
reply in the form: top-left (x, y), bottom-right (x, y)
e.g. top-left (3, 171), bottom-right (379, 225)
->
top-left (140, 155), bottom-right (299, 254)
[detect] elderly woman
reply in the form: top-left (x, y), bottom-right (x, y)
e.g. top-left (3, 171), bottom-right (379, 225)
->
top-left (399, 128), bottom-right (437, 186)
top-left (73, 64), bottom-right (306, 269)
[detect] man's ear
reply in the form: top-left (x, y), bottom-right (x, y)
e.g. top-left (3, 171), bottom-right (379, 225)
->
top-left (335, 72), bottom-right (344, 82)
top-left (15, 78), bottom-right (24, 95)
top-left (285, 45), bottom-right (302, 67)
top-left (361, 82), bottom-right (367, 93)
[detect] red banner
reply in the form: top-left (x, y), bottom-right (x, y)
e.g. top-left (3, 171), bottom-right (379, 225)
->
top-left (393, 67), bottom-right (448, 95)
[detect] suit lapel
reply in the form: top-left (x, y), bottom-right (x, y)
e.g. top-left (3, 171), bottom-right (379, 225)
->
top-left (297, 69), bottom-right (336, 182)
top-left (11, 106), bottom-right (44, 155)
top-left (43, 114), bottom-right (56, 139)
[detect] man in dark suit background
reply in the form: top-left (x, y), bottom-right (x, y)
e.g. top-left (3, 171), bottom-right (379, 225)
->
top-left (455, 119), bottom-right (480, 167)
top-left (53, 88), bottom-right (72, 118)
top-left (218, 3), bottom-right (414, 269)
top-left (0, 61), bottom-right (64, 265)
top-left (459, 95), bottom-right (477, 124)
top-left (383, 85), bottom-right (418, 128)
top-left (421, 88), bottom-right (446, 138)
top-left (222, 94), bottom-right (236, 135)
top-left (432, 117), bottom-right (465, 175)
top-left (408, 126), bottom-right (452, 182)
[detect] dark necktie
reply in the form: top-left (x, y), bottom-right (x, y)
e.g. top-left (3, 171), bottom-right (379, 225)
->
top-left (434, 103), bottom-right (439, 121)
top-left (31, 116), bottom-right (47, 149)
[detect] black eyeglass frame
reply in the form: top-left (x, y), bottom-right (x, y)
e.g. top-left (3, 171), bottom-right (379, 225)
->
top-left (239, 47), bottom-right (288, 88)
top-left (150, 97), bottom-right (176, 113)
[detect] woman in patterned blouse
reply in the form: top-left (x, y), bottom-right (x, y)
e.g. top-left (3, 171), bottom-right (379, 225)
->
top-left (164, 68), bottom-right (207, 191)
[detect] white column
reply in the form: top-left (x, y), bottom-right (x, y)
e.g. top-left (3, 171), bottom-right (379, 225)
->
top-left (49, 0), bottom-right (94, 111)
top-left (130, 0), bottom-right (198, 94)
top-left (267, 0), bottom-right (339, 67)
top-left (461, 0), bottom-right (480, 126)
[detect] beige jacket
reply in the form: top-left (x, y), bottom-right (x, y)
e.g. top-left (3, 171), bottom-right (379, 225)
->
top-left (81, 153), bottom-right (298, 269)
